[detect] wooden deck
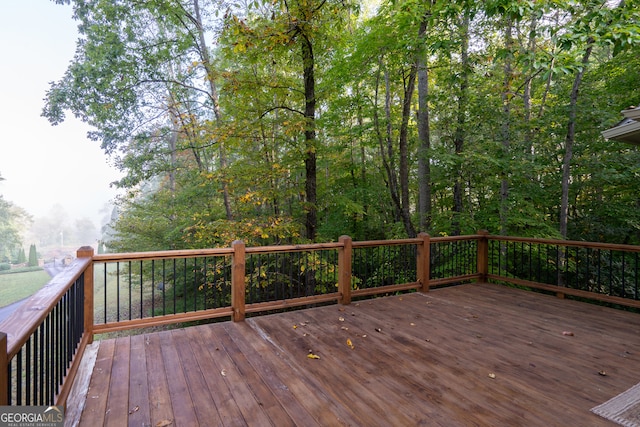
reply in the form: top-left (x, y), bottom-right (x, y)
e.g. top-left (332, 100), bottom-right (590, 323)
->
top-left (72, 283), bottom-right (640, 426)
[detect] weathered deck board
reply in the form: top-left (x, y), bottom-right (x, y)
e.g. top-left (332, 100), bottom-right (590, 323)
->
top-left (76, 283), bottom-right (640, 426)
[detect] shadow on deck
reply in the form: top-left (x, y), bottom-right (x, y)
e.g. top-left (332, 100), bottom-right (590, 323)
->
top-left (70, 283), bottom-right (640, 426)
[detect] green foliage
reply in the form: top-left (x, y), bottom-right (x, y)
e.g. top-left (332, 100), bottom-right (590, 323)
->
top-left (0, 263), bottom-right (9, 271)
top-left (0, 195), bottom-right (29, 262)
top-left (16, 247), bottom-right (26, 264)
top-left (28, 244), bottom-right (38, 267)
top-left (47, 0), bottom-right (640, 251)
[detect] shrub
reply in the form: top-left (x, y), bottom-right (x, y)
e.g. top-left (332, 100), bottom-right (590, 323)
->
top-left (0, 263), bottom-right (10, 271)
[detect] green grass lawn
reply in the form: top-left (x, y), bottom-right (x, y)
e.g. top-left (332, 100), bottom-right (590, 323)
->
top-left (0, 270), bottom-right (51, 307)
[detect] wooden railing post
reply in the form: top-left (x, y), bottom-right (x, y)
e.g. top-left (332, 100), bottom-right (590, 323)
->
top-left (477, 230), bottom-right (489, 283)
top-left (0, 332), bottom-right (7, 405)
top-left (232, 240), bottom-right (246, 322)
top-left (338, 235), bottom-right (353, 305)
top-left (77, 246), bottom-right (95, 344)
top-left (417, 233), bottom-right (430, 292)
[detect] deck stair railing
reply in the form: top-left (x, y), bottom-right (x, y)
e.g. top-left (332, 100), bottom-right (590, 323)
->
top-left (2, 232), bottom-right (639, 408)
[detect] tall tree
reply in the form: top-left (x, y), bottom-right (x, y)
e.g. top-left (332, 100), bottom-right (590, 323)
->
top-left (451, 10), bottom-right (471, 236)
top-left (556, 0), bottom-right (639, 238)
top-left (416, 14), bottom-right (432, 232)
top-left (222, 0), bottom-right (353, 240)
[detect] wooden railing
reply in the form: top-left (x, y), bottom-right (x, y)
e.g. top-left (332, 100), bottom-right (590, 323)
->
top-left (2, 232), bottom-right (639, 408)
top-left (0, 247), bottom-right (93, 409)
top-left (486, 235), bottom-right (640, 308)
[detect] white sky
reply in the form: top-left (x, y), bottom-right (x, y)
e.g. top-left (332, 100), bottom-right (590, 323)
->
top-left (0, 1), bottom-right (122, 226)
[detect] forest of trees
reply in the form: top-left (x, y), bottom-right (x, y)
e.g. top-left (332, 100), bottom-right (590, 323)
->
top-left (44, 0), bottom-right (640, 252)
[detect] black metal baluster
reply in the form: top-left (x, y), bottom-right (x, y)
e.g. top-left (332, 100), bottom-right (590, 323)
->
top-left (609, 250), bottom-right (613, 295)
top-left (192, 257), bottom-right (198, 311)
top-left (622, 252), bottom-right (627, 298)
top-left (203, 257), bottom-right (208, 310)
top-left (151, 260), bottom-right (156, 317)
top-left (162, 259), bottom-right (166, 316)
top-left (103, 263), bottom-right (108, 324)
top-left (635, 252), bottom-right (639, 299)
top-left (139, 261), bottom-right (143, 319)
top-left (16, 348), bottom-right (22, 405)
top-left (585, 248), bottom-right (591, 292)
top-left (25, 338), bottom-right (31, 405)
top-left (128, 261), bottom-right (132, 321)
top-left (116, 262), bottom-right (121, 322)
top-left (597, 249), bottom-right (602, 293)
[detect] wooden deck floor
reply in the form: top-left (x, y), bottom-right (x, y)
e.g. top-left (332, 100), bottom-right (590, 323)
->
top-left (73, 283), bottom-right (640, 426)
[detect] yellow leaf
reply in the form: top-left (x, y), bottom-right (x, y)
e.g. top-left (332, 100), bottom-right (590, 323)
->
top-left (346, 338), bottom-right (354, 350)
top-left (307, 353), bottom-right (320, 359)
top-left (156, 420), bottom-right (173, 427)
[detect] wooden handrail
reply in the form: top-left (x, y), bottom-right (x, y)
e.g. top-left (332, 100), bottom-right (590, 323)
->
top-left (0, 257), bottom-right (91, 359)
top-left (487, 234), bottom-right (640, 252)
top-left (93, 247), bottom-right (234, 262)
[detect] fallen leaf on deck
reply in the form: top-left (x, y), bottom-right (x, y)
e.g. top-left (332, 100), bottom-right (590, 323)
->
top-left (562, 331), bottom-right (574, 336)
top-left (220, 369), bottom-right (227, 376)
top-left (410, 322), bottom-right (416, 326)
top-left (362, 334), bottom-right (367, 338)
top-left (375, 328), bottom-right (382, 333)
top-left (488, 373), bottom-right (496, 379)
top-left (341, 326), bottom-right (349, 330)
top-left (156, 420), bottom-right (173, 427)
top-left (307, 353), bottom-right (321, 359)
top-left (346, 338), bottom-right (355, 349)
top-left (598, 370), bottom-right (607, 376)
top-left (293, 325), bottom-right (297, 329)
top-left (129, 406), bottom-right (139, 414)
top-left (338, 316), bottom-right (345, 322)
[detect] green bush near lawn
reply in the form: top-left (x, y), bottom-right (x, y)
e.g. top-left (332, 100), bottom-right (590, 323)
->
top-left (0, 269), bottom-right (51, 307)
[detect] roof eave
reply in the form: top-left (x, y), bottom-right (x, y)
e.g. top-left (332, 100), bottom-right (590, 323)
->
top-left (602, 120), bottom-right (640, 145)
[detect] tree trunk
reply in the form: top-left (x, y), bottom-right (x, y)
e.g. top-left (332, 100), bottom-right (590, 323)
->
top-left (523, 14), bottom-right (537, 158)
top-left (560, 41), bottom-right (594, 238)
top-left (399, 66), bottom-right (418, 238)
top-left (499, 15), bottom-right (513, 236)
top-left (193, 0), bottom-right (233, 220)
top-left (301, 33), bottom-right (317, 241)
top-left (373, 61), bottom-right (403, 225)
top-left (452, 12), bottom-right (470, 236)
top-left (383, 67), bottom-right (402, 223)
top-left (417, 18), bottom-right (432, 232)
